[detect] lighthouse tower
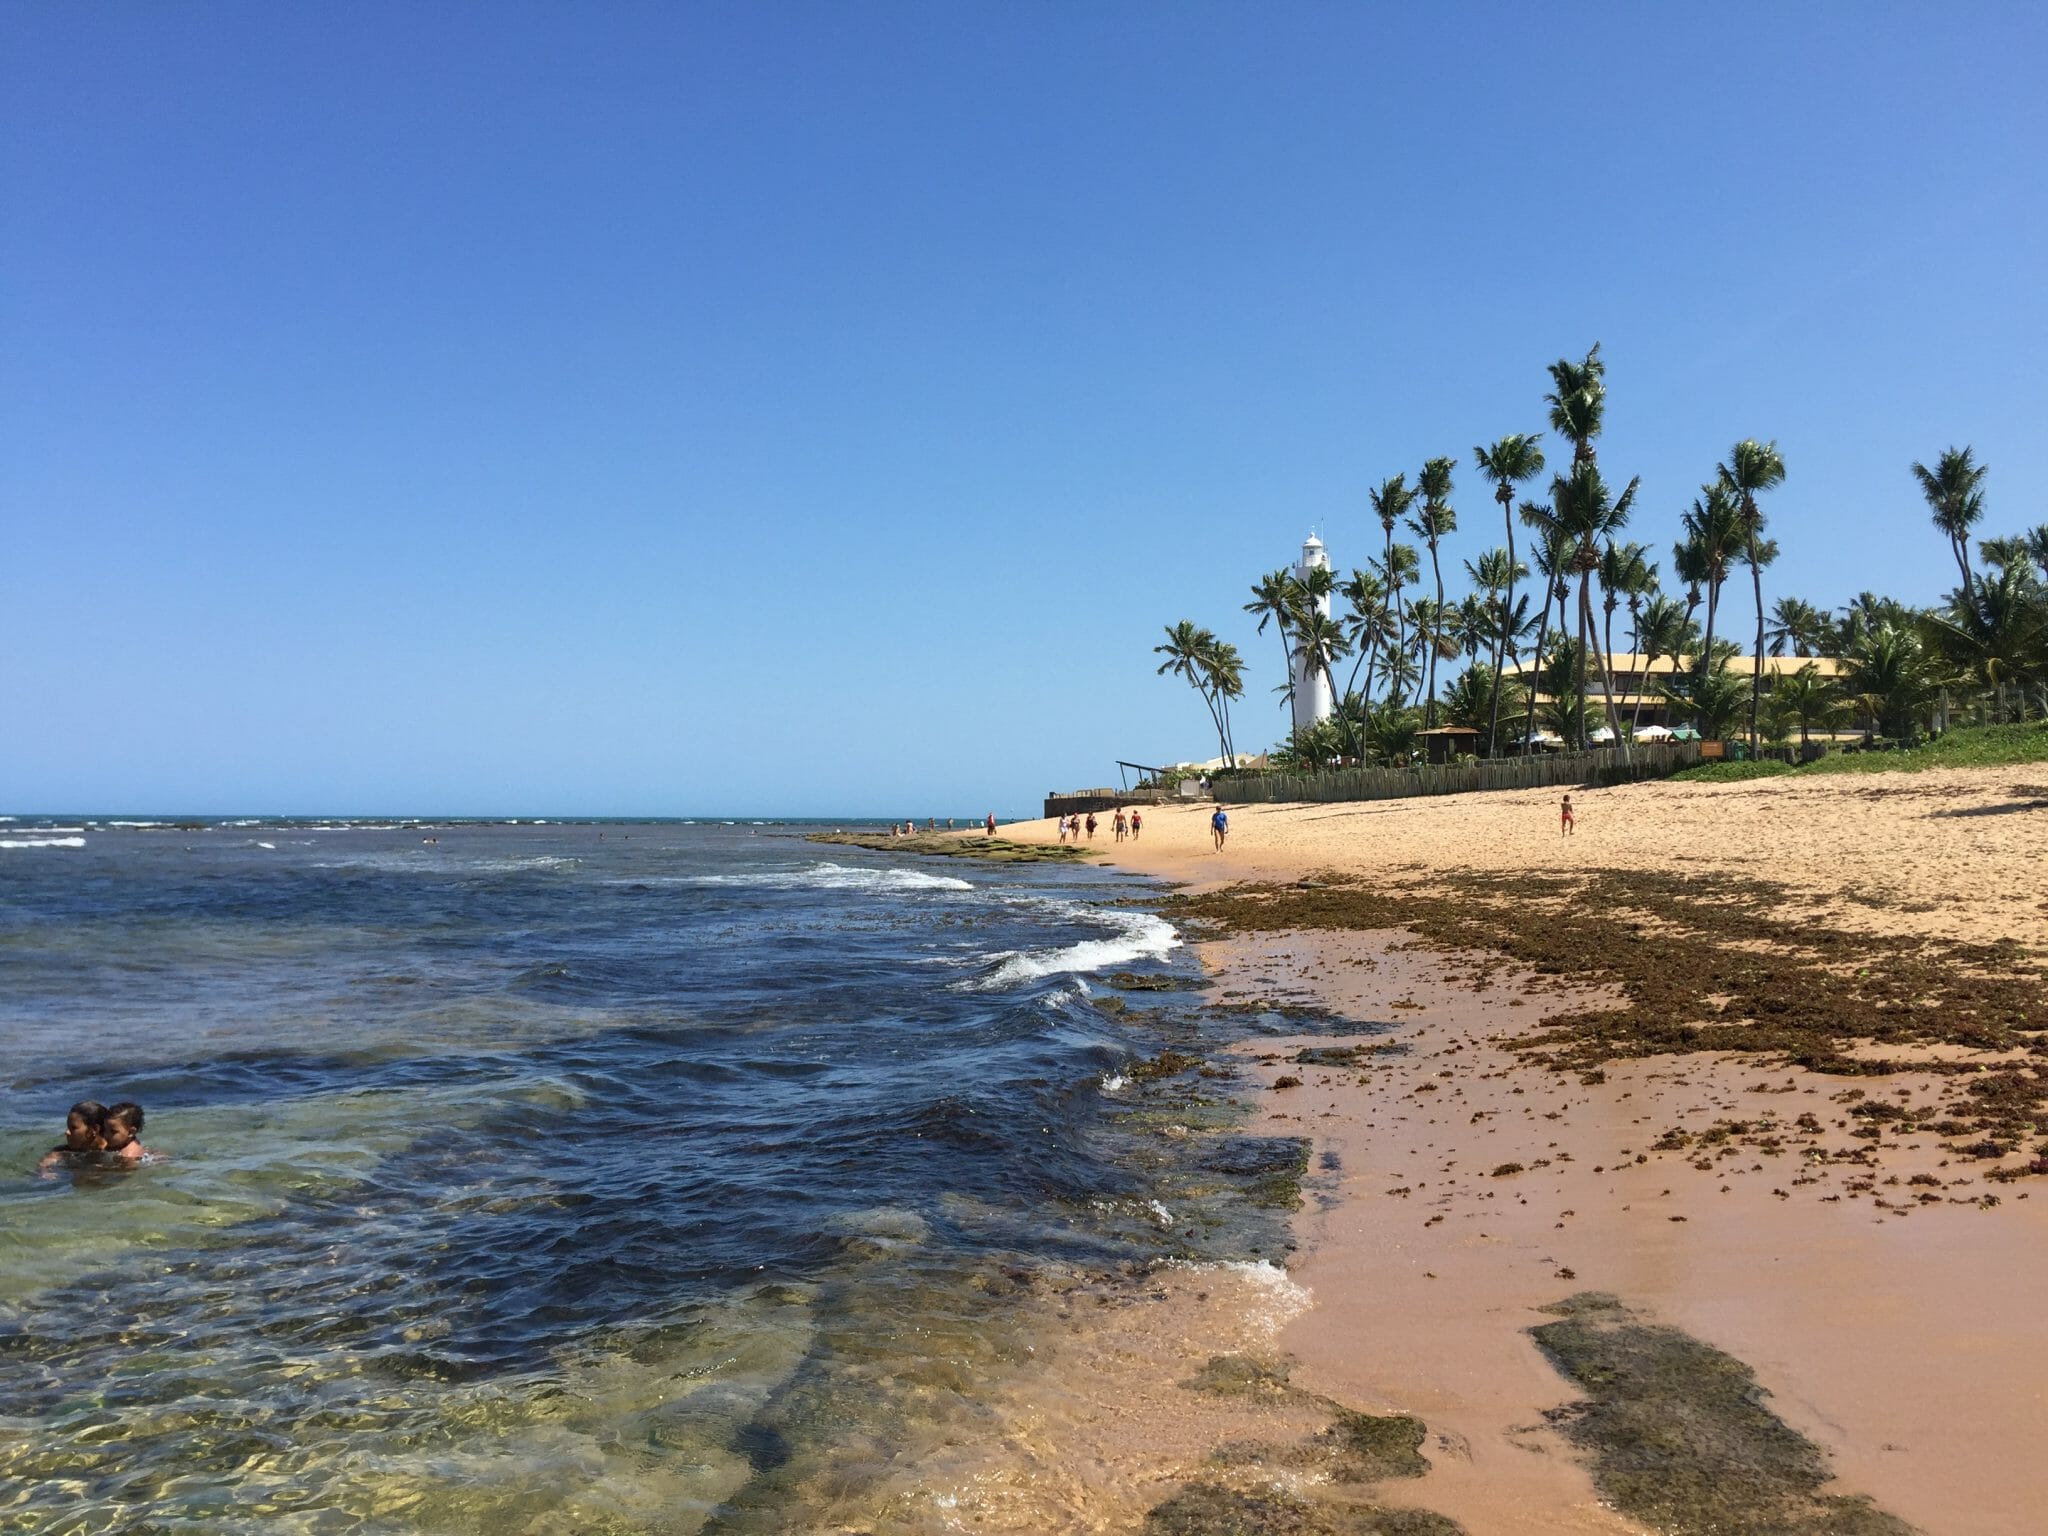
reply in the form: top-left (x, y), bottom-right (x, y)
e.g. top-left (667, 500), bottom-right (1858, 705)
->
top-left (1290, 532), bottom-right (1334, 735)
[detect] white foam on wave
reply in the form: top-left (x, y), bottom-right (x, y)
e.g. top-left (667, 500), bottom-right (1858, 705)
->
top-left (108, 820), bottom-right (167, 828)
top-left (1100, 1073), bottom-right (1127, 1093)
top-left (1, 836), bottom-right (86, 849)
top-left (1164, 1258), bottom-right (1312, 1338)
top-left (973, 907), bottom-right (1179, 988)
top-left (255, 842), bottom-right (277, 850)
top-left (677, 862), bottom-right (973, 895)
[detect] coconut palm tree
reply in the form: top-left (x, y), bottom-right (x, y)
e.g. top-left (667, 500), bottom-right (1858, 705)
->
top-left (1409, 456), bottom-right (1458, 726)
top-left (1630, 593), bottom-right (1690, 734)
top-left (1473, 433), bottom-right (1547, 754)
top-left (1923, 563), bottom-right (2047, 723)
top-left (1518, 518), bottom-right (1572, 753)
top-left (1522, 463), bottom-right (1639, 751)
top-left (1374, 542), bottom-right (1421, 699)
top-left (1289, 606), bottom-right (1352, 744)
top-left (1766, 597), bottom-right (1827, 658)
top-left (2025, 524), bottom-right (2048, 581)
top-left (1678, 482), bottom-right (1745, 729)
top-left (1155, 621), bottom-right (1232, 761)
top-left (1599, 540), bottom-right (1656, 722)
top-left (1544, 345), bottom-right (1606, 470)
top-left (1404, 597), bottom-right (1463, 725)
top-left (1844, 622), bottom-right (1934, 740)
top-left (1771, 663), bottom-right (1849, 751)
top-left (1912, 446), bottom-right (1988, 600)
top-left (1369, 473), bottom-right (1416, 621)
top-left (1243, 569), bottom-right (1301, 718)
top-left (1719, 439), bottom-right (1788, 749)
top-left (1440, 663), bottom-right (1500, 733)
top-left (1197, 636), bottom-right (1246, 761)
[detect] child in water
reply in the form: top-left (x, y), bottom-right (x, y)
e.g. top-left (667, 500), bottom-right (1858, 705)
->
top-left (37, 1100), bottom-right (105, 1172)
top-left (101, 1102), bottom-right (150, 1163)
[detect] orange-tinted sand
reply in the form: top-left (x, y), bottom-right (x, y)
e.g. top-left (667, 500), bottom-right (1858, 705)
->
top-left (959, 772), bottom-right (2047, 1534)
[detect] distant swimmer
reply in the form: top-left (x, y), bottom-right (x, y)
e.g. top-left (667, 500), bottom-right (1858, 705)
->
top-left (1210, 807), bottom-right (1229, 851)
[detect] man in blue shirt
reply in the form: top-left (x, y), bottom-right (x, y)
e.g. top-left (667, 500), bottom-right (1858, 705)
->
top-left (1210, 807), bottom-right (1229, 850)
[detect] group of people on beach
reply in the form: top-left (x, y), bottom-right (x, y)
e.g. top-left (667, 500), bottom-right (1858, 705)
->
top-left (36, 1099), bottom-right (152, 1174)
top-left (1056, 809), bottom-right (1141, 844)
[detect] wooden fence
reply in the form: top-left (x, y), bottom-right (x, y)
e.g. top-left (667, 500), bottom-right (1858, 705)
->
top-left (1212, 741), bottom-right (1702, 805)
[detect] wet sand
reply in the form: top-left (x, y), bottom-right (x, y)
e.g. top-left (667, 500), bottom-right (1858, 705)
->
top-left (953, 775), bottom-right (2047, 1534)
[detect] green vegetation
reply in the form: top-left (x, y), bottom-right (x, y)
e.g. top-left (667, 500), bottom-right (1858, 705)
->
top-left (1674, 720), bottom-right (2048, 781)
top-left (1532, 1294), bottom-right (1913, 1535)
top-left (1153, 344), bottom-right (2048, 772)
top-left (1146, 1483), bottom-right (1463, 1536)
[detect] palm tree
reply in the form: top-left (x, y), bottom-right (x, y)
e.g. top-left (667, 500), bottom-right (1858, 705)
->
top-left (1771, 663), bottom-right (1848, 752)
top-left (1523, 463), bottom-right (1639, 751)
top-left (1599, 540), bottom-right (1656, 724)
top-left (1766, 596), bottom-right (1827, 658)
top-left (1845, 623), bottom-right (1934, 740)
top-left (1519, 518), bottom-right (1571, 752)
top-left (1911, 447), bottom-right (1988, 600)
top-left (1834, 592), bottom-right (1919, 656)
top-left (1374, 542), bottom-right (1421, 700)
top-left (1409, 456), bottom-right (1458, 725)
top-left (1544, 344), bottom-right (1606, 470)
top-left (1154, 621), bottom-right (1232, 761)
top-left (2025, 524), bottom-right (2048, 582)
top-left (1243, 569), bottom-right (1300, 718)
top-left (1197, 636), bottom-right (1246, 761)
top-left (1678, 482), bottom-right (1745, 729)
top-left (1923, 563), bottom-right (2047, 723)
top-left (1720, 439), bottom-right (1787, 749)
top-left (1473, 434), bottom-right (1548, 754)
top-left (1368, 479), bottom-right (1417, 671)
top-left (1630, 593), bottom-right (1690, 734)
top-left (1440, 663), bottom-right (1500, 733)
top-left (1290, 607), bottom-right (1352, 747)
top-left (1404, 597), bottom-right (1463, 724)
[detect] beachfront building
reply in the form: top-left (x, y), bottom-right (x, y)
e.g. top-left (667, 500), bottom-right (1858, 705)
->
top-left (1290, 533), bottom-right (1334, 734)
top-left (1502, 652), bottom-right (1851, 732)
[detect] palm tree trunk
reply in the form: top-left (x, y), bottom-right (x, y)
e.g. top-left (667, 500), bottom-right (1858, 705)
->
top-left (1631, 649), bottom-right (1656, 736)
top-left (1749, 553), bottom-right (1766, 752)
top-left (1490, 489), bottom-right (1513, 757)
top-left (1582, 582), bottom-right (1630, 763)
top-left (1523, 592), bottom-right (1552, 754)
top-left (1700, 578), bottom-right (1721, 735)
top-left (1427, 543), bottom-right (1444, 728)
top-left (1574, 572), bottom-right (1591, 750)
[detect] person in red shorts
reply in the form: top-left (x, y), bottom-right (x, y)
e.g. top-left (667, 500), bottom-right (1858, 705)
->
top-left (1560, 792), bottom-right (1575, 837)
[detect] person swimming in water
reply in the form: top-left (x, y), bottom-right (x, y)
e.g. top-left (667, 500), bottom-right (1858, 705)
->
top-left (36, 1100), bottom-right (105, 1173)
top-left (100, 1102), bottom-right (150, 1164)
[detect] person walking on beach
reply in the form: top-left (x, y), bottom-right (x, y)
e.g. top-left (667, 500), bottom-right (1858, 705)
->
top-left (1112, 808), bottom-right (1127, 842)
top-left (1560, 793), bottom-right (1575, 837)
top-left (1210, 806), bottom-right (1229, 851)
top-left (985, 812), bottom-right (996, 837)
top-left (1129, 809), bottom-right (1141, 840)
top-left (1084, 812), bottom-right (1097, 840)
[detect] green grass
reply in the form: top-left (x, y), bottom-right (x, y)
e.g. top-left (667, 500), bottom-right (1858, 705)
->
top-left (1672, 720), bottom-right (2048, 783)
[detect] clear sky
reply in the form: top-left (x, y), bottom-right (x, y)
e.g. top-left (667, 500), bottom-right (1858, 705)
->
top-left (6, 3), bottom-right (2044, 816)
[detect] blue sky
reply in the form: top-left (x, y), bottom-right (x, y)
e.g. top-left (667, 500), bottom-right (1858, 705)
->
top-left (6, 3), bottom-right (2044, 816)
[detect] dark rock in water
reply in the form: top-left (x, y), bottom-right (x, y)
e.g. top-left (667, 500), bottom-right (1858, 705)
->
top-left (1107, 971), bottom-right (1208, 992)
top-left (1184, 1354), bottom-right (1292, 1396)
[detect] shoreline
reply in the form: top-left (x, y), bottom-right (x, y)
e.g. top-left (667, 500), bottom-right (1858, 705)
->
top-left (939, 771), bottom-right (2047, 1534)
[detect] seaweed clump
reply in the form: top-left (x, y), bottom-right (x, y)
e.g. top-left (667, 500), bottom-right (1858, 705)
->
top-left (1146, 1482), bottom-right (1463, 1536)
top-left (1530, 1293), bottom-right (1915, 1535)
top-left (1164, 869), bottom-right (2048, 1151)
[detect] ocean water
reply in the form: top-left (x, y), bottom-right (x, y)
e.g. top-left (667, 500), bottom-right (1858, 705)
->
top-left (0, 820), bottom-right (1310, 1533)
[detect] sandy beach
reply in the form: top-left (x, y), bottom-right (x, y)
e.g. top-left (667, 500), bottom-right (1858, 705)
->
top-left (967, 770), bottom-right (2048, 1535)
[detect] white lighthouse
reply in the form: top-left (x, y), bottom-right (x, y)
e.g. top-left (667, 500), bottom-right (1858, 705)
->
top-left (1290, 532), bottom-right (1334, 735)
